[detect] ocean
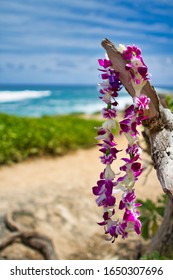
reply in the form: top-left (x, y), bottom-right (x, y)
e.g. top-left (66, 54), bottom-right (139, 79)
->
top-left (0, 84), bottom-right (172, 117)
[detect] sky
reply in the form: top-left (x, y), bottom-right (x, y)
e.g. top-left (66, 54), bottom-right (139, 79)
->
top-left (0, 0), bottom-right (173, 86)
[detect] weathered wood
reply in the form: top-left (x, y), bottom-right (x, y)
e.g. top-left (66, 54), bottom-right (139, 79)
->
top-left (21, 232), bottom-right (57, 260)
top-left (0, 210), bottom-right (58, 260)
top-left (0, 232), bottom-right (21, 250)
top-left (101, 38), bottom-right (173, 196)
top-left (149, 107), bottom-right (173, 195)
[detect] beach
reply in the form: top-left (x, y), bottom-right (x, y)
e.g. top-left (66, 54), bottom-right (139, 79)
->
top-left (0, 125), bottom-right (163, 260)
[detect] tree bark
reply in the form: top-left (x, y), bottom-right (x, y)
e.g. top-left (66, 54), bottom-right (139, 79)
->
top-left (101, 38), bottom-right (173, 256)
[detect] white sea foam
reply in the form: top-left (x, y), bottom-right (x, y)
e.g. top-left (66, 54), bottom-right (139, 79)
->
top-left (70, 103), bottom-right (103, 114)
top-left (0, 90), bottom-right (51, 103)
top-left (116, 96), bottom-right (133, 110)
top-left (68, 96), bottom-right (133, 114)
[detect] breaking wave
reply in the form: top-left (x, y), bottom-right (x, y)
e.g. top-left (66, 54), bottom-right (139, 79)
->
top-left (0, 90), bottom-right (51, 103)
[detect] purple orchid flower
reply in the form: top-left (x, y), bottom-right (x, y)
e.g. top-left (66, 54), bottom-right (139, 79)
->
top-left (92, 179), bottom-right (116, 207)
top-left (98, 58), bottom-right (112, 68)
top-left (134, 94), bottom-right (150, 110)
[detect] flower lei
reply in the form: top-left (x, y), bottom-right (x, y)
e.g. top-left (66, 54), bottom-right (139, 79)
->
top-left (92, 44), bottom-right (150, 242)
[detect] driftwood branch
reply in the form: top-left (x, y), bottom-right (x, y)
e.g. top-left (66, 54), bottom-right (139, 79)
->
top-left (101, 38), bottom-right (173, 196)
top-left (0, 210), bottom-right (57, 260)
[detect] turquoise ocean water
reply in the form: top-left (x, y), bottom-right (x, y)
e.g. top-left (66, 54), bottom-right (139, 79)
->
top-left (0, 84), bottom-right (172, 117)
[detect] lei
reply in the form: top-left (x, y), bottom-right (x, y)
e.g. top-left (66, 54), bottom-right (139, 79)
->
top-left (92, 44), bottom-right (150, 242)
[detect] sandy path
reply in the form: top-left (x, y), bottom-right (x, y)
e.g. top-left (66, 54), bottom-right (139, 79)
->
top-left (0, 134), bottom-right (163, 259)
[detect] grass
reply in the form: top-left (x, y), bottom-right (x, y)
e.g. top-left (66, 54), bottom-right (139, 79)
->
top-left (0, 113), bottom-right (106, 165)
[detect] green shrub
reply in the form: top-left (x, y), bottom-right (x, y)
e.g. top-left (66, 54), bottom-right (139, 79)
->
top-left (141, 250), bottom-right (172, 260)
top-left (165, 95), bottom-right (173, 111)
top-left (137, 194), bottom-right (166, 240)
top-left (0, 113), bottom-right (107, 165)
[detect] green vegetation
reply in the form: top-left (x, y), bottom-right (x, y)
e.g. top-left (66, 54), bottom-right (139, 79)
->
top-left (0, 113), bottom-right (105, 165)
top-left (137, 194), bottom-right (166, 240)
top-left (141, 250), bottom-right (172, 260)
top-left (165, 95), bottom-right (173, 111)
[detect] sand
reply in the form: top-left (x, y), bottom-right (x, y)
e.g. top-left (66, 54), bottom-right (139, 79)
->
top-left (0, 132), bottom-right (163, 260)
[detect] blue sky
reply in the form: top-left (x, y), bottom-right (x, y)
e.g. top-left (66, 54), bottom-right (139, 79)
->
top-left (0, 0), bottom-right (173, 86)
